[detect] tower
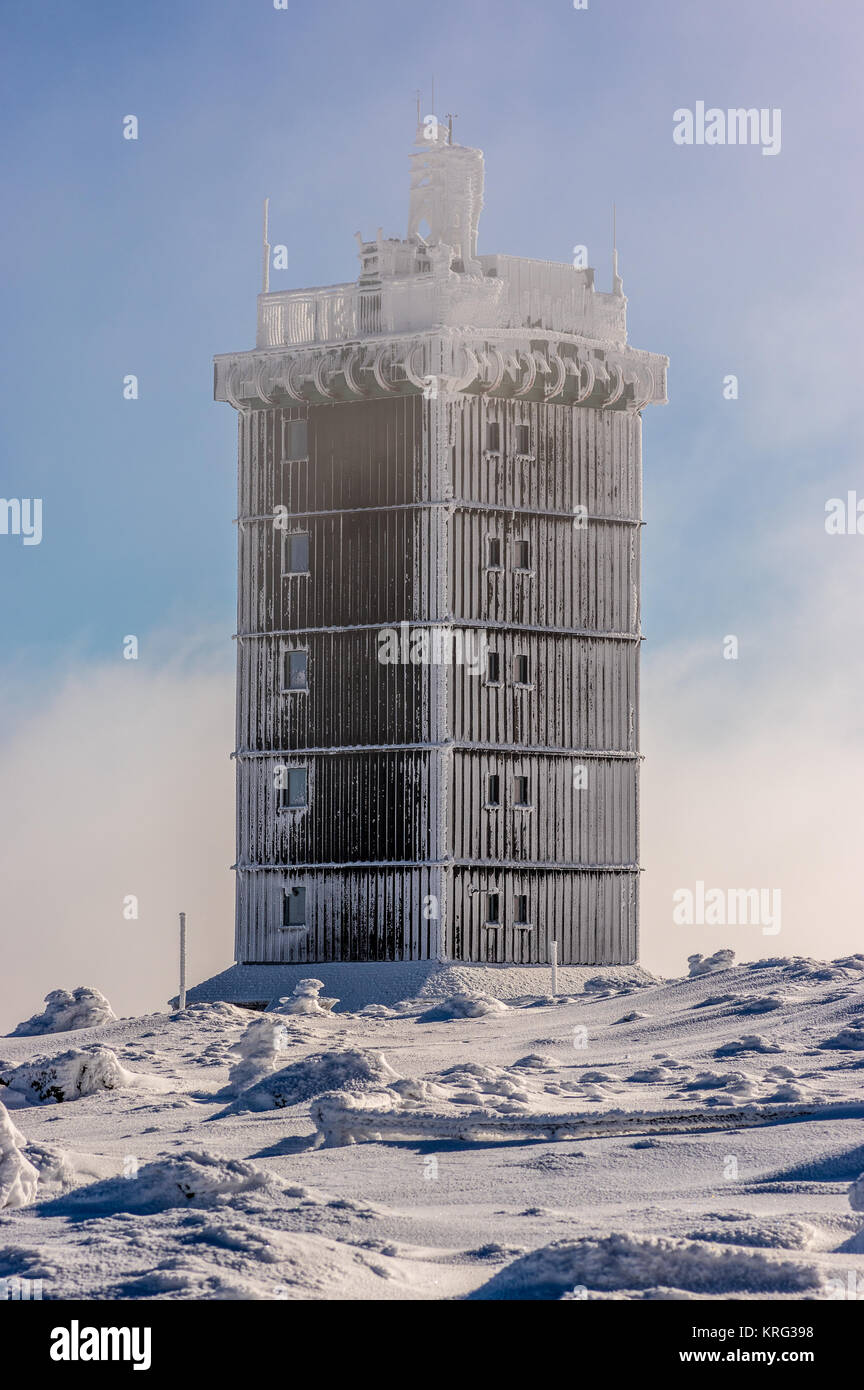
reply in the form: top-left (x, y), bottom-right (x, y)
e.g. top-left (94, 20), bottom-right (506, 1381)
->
top-left (214, 120), bottom-right (667, 968)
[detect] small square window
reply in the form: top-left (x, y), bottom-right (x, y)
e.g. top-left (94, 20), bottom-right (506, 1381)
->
top-left (487, 537), bottom-right (502, 569)
top-left (283, 420), bottom-right (308, 463)
top-left (285, 651), bottom-right (308, 691)
top-left (514, 775), bottom-right (530, 807)
top-left (514, 894), bottom-right (530, 925)
top-left (514, 654), bottom-right (530, 685)
top-left (486, 421), bottom-right (500, 452)
top-left (486, 651), bottom-right (501, 684)
top-left (282, 768), bottom-right (307, 808)
top-left (514, 539), bottom-right (531, 570)
top-left (285, 532), bottom-right (310, 574)
top-left (514, 423), bottom-right (531, 455)
top-left (283, 885), bottom-right (306, 927)
top-left (487, 774), bottom-right (500, 807)
top-left (486, 891), bottom-right (501, 925)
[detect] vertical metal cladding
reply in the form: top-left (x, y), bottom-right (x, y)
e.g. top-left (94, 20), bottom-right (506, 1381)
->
top-left (233, 389), bottom-right (643, 966)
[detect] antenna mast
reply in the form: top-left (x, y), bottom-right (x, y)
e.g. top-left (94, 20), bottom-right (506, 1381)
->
top-left (262, 197), bottom-right (271, 294)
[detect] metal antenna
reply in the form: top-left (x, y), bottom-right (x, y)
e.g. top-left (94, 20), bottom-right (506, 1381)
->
top-left (446, 112), bottom-right (459, 144)
top-left (612, 201), bottom-right (622, 294)
top-left (262, 197), bottom-right (271, 294)
top-left (415, 89), bottom-right (421, 124)
top-left (430, 75), bottom-right (434, 115)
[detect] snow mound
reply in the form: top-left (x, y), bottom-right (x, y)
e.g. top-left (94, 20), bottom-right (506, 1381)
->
top-left (733, 994), bottom-right (784, 1015)
top-left (226, 1016), bottom-right (289, 1093)
top-left (47, 1151), bottom-right (284, 1215)
top-left (688, 950), bottom-right (735, 978)
top-left (583, 974), bottom-right (632, 995)
top-left (10, 987), bottom-right (116, 1037)
top-left (471, 1232), bottom-right (820, 1299)
top-left (849, 1173), bottom-right (864, 1213)
top-left (820, 1022), bottom-right (864, 1051)
top-left (418, 993), bottom-right (509, 1021)
top-left (0, 1101), bottom-right (39, 1208)
top-left (0, 1045), bottom-right (137, 1105)
top-left (228, 1048), bottom-right (400, 1111)
top-left (715, 1034), bottom-right (782, 1057)
top-left (266, 979), bottom-right (338, 1016)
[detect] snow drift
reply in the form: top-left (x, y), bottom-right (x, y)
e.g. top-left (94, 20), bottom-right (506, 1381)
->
top-left (470, 1232), bottom-right (821, 1299)
top-left (418, 993), bottom-right (509, 1021)
top-left (10, 987), bottom-right (116, 1037)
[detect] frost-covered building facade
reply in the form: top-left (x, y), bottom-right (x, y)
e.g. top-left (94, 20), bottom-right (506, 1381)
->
top-left (215, 120), bottom-right (667, 968)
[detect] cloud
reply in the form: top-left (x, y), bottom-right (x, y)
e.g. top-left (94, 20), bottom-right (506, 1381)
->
top-left (0, 635), bottom-right (234, 1034)
top-left (641, 525), bottom-right (864, 976)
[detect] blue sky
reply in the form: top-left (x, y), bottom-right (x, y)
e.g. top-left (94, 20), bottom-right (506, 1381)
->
top-left (1, 0), bottom-right (863, 1021)
top-left (2, 0), bottom-right (861, 669)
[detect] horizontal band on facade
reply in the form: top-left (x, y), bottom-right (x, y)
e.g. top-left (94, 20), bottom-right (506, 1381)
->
top-left (235, 860), bottom-right (641, 873)
top-left (235, 620), bottom-right (642, 642)
top-left (236, 502), bottom-right (642, 526)
top-left (232, 743), bottom-right (640, 759)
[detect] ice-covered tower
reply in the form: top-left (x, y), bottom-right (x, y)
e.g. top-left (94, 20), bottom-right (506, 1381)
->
top-left (215, 121), bottom-right (667, 968)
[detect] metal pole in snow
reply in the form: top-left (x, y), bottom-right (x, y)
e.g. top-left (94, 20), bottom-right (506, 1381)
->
top-left (178, 912), bottom-right (187, 1011)
top-left (551, 938), bottom-right (558, 998)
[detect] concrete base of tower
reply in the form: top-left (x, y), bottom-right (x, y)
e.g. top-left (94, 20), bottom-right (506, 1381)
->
top-left (174, 959), bottom-right (656, 1012)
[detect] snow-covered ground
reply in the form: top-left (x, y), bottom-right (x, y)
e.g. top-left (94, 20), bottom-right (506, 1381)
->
top-left (1, 955), bottom-right (863, 1301)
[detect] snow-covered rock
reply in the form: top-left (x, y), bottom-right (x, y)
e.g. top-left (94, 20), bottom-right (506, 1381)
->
top-left (0, 1101), bottom-right (39, 1208)
top-left (849, 1173), bottom-right (864, 1213)
top-left (266, 979), bottom-right (338, 1016)
top-left (688, 950), bottom-right (735, 978)
top-left (418, 993), bottom-right (509, 1021)
top-left (228, 1047), bottom-right (400, 1112)
top-left (10, 987), bottom-right (116, 1037)
top-left (55, 1151), bottom-right (285, 1215)
top-left (0, 1045), bottom-right (136, 1105)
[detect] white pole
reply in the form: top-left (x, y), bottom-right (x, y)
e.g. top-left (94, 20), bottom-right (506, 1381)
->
top-left (178, 912), bottom-right (187, 1011)
top-left (550, 938), bottom-right (558, 998)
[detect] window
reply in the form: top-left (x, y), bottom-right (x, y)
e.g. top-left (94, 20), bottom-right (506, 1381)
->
top-left (285, 532), bottom-right (310, 574)
top-left (285, 651), bottom-right (308, 691)
top-left (514, 539), bottom-right (531, 570)
top-left (486, 892), bottom-right (501, 925)
top-left (487, 536), bottom-right (502, 569)
top-left (514, 775), bottom-right (530, 807)
top-left (283, 420), bottom-right (308, 463)
top-left (487, 774), bottom-right (500, 807)
top-left (282, 768), bottom-right (307, 809)
top-left (486, 650), bottom-right (501, 684)
top-left (283, 885), bottom-right (306, 928)
top-left (486, 421), bottom-right (500, 452)
top-left (514, 894), bottom-right (530, 925)
top-left (514, 654), bottom-right (531, 685)
top-left (515, 423), bottom-right (531, 455)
